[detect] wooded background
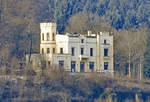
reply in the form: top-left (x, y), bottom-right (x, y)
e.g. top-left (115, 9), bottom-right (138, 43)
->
top-left (0, 0), bottom-right (150, 78)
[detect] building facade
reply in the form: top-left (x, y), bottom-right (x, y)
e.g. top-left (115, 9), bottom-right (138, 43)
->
top-left (26, 22), bottom-right (114, 74)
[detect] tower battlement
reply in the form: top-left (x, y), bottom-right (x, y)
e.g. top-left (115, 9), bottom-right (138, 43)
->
top-left (40, 22), bottom-right (57, 28)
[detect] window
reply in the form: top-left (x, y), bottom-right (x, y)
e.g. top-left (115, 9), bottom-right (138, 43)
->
top-left (59, 60), bottom-right (64, 68)
top-left (71, 47), bottom-right (75, 56)
top-left (53, 48), bottom-right (55, 54)
top-left (89, 62), bottom-right (94, 70)
top-left (42, 48), bottom-right (44, 54)
top-left (90, 48), bottom-right (93, 56)
top-left (104, 49), bottom-right (108, 56)
top-left (60, 48), bottom-right (63, 54)
top-left (52, 33), bottom-right (55, 41)
top-left (80, 62), bottom-right (85, 72)
top-left (104, 62), bottom-right (109, 70)
top-left (81, 39), bottom-right (84, 43)
top-left (47, 48), bottom-right (50, 54)
top-left (42, 33), bottom-right (44, 41)
top-left (104, 40), bottom-right (106, 44)
top-left (71, 61), bottom-right (76, 72)
top-left (81, 48), bottom-right (84, 55)
top-left (47, 33), bottom-right (50, 41)
top-left (48, 61), bottom-right (51, 66)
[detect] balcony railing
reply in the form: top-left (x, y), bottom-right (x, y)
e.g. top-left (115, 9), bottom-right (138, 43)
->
top-left (79, 55), bottom-right (89, 60)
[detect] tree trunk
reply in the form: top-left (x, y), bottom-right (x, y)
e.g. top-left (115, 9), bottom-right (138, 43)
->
top-left (0, 0), bottom-right (2, 22)
top-left (139, 57), bottom-right (142, 80)
top-left (128, 51), bottom-right (131, 78)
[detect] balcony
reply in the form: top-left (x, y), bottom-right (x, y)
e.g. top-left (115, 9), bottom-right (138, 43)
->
top-left (103, 56), bottom-right (111, 60)
top-left (102, 43), bottom-right (110, 45)
top-left (79, 55), bottom-right (89, 60)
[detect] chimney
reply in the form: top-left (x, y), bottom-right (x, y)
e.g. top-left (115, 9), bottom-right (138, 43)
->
top-left (88, 31), bottom-right (92, 36)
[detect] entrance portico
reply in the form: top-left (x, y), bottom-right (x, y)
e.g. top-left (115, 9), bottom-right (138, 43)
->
top-left (79, 55), bottom-right (89, 72)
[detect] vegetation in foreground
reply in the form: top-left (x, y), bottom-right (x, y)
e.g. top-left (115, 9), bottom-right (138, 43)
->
top-left (0, 67), bottom-right (149, 102)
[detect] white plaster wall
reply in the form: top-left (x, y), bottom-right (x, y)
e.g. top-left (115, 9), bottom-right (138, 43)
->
top-left (99, 32), bottom-right (114, 72)
top-left (40, 23), bottom-right (57, 55)
top-left (86, 37), bottom-right (97, 71)
top-left (67, 36), bottom-right (97, 72)
top-left (56, 35), bottom-right (69, 54)
top-left (52, 54), bottom-right (71, 71)
top-left (39, 30), bottom-right (113, 73)
top-left (38, 23), bottom-right (114, 74)
top-left (68, 37), bottom-right (80, 72)
top-left (40, 23), bottom-right (57, 44)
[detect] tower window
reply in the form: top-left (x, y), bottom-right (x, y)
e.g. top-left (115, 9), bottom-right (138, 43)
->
top-left (42, 33), bottom-right (44, 41)
top-left (60, 48), bottom-right (63, 54)
top-left (42, 48), bottom-right (44, 54)
top-left (47, 48), bottom-right (50, 54)
top-left (90, 48), bottom-right (93, 56)
top-left (71, 47), bottom-right (75, 56)
top-left (53, 48), bottom-right (55, 54)
top-left (47, 33), bottom-right (50, 41)
top-left (104, 49), bottom-right (108, 56)
top-left (52, 33), bottom-right (55, 41)
top-left (104, 62), bottom-right (109, 70)
top-left (81, 48), bottom-right (84, 55)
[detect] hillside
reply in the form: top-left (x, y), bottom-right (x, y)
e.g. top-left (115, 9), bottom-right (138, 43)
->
top-left (0, 0), bottom-right (150, 79)
top-left (49, 0), bottom-right (150, 32)
top-left (0, 70), bottom-right (150, 102)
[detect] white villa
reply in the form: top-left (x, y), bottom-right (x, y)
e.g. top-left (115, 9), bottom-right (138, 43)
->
top-left (26, 22), bottom-right (114, 74)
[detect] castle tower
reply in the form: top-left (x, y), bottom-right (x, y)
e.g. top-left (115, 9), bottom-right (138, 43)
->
top-left (40, 23), bottom-right (57, 57)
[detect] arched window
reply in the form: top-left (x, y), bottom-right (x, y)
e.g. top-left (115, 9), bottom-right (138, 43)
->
top-left (52, 33), bottom-right (55, 41)
top-left (42, 33), bottom-right (44, 41)
top-left (53, 48), bottom-right (55, 54)
top-left (47, 48), bottom-right (50, 54)
top-left (47, 33), bottom-right (50, 41)
top-left (42, 48), bottom-right (44, 54)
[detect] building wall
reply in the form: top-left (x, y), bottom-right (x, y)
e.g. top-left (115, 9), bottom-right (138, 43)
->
top-left (28, 22), bottom-right (114, 74)
top-left (99, 32), bottom-right (114, 73)
top-left (40, 23), bottom-right (57, 61)
top-left (56, 35), bottom-right (69, 54)
top-left (52, 54), bottom-right (71, 71)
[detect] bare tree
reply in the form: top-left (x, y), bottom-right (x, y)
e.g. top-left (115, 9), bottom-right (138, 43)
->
top-left (133, 27), bottom-right (148, 79)
top-left (65, 12), bottom-right (111, 34)
top-left (114, 28), bottom-right (148, 78)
